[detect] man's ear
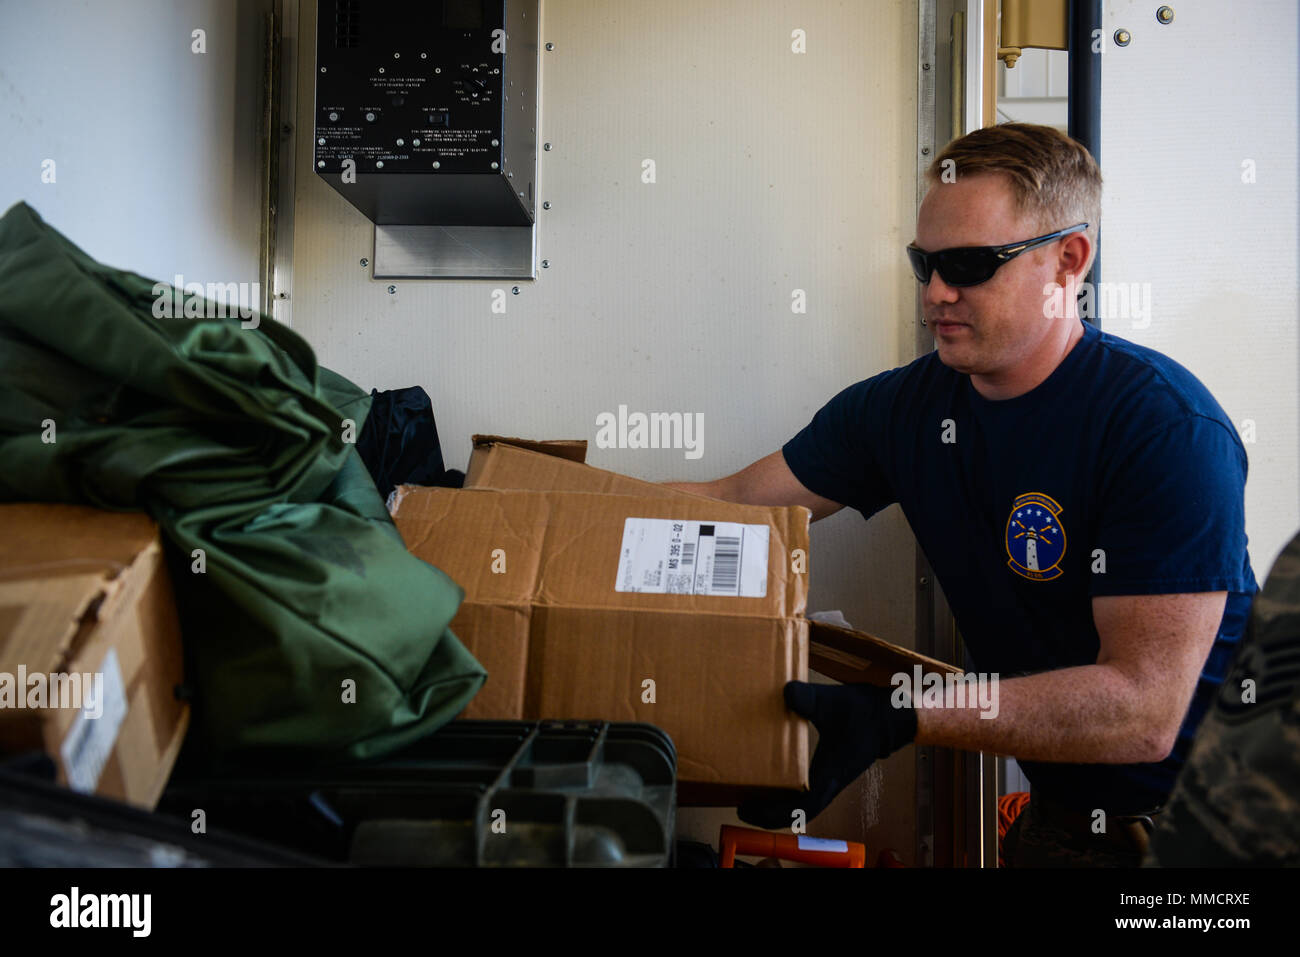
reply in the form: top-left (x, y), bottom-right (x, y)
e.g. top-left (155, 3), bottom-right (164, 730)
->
top-left (1057, 231), bottom-right (1093, 285)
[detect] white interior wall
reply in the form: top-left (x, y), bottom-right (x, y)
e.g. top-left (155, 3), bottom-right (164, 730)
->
top-left (291, 0), bottom-right (923, 859)
top-left (0, 0), bottom-right (269, 290)
top-left (1100, 0), bottom-right (1299, 581)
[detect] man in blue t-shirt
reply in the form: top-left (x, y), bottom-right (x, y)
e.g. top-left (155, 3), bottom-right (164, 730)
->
top-left (667, 123), bottom-right (1256, 866)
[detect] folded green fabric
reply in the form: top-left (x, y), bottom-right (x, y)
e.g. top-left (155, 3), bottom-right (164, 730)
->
top-left (0, 201), bottom-right (484, 765)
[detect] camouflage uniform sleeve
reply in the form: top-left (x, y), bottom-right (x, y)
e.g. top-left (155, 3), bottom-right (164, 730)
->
top-left (1145, 528), bottom-right (1300, 866)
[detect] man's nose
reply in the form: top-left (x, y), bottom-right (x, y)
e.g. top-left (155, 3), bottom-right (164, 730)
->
top-left (922, 271), bottom-right (960, 305)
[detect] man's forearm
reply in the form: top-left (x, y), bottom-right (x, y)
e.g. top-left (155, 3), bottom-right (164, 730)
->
top-left (913, 663), bottom-right (1178, 765)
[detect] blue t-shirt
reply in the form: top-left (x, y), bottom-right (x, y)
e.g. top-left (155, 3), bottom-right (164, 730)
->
top-left (783, 319), bottom-right (1257, 812)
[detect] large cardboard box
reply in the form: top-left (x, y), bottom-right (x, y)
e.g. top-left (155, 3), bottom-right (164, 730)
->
top-left (392, 484), bottom-right (812, 790)
top-left (0, 505), bottom-right (189, 809)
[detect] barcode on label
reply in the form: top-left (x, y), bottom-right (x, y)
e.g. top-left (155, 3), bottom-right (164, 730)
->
top-left (681, 542), bottom-right (695, 566)
top-left (710, 536), bottom-right (740, 593)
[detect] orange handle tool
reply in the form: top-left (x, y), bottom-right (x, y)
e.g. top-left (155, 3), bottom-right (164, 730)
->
top-left (719, 824), bottom-right (866, 868)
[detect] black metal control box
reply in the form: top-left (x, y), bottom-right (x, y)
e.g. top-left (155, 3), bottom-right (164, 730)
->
top-left (314, 0), bottom-right (537, 226)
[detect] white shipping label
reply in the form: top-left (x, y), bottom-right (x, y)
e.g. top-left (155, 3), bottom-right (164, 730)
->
top-left (615, 518), bottom-right (769, 597)
top-left (59, 648), bottom-right (128, 794)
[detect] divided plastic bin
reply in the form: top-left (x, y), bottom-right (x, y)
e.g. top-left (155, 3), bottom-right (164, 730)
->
top-left (158, 720), bottom-right (678, 867)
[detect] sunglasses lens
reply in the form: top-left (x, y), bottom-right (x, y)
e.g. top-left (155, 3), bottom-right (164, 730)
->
top-left (908, 246), bottom-right (1005, 286)
top-left (936, 249), bottom-right (997, 287)
top-left (906, 247), bottom-right (931, 283)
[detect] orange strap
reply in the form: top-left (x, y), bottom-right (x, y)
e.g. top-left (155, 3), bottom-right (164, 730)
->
top-left (997, 791), bottom-right (1031, 867)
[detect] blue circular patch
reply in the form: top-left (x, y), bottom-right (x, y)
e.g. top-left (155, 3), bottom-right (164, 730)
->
top-left (1005, 493), bottom-right (1066, 581)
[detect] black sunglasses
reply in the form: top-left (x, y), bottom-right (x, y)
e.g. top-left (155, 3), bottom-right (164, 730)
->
top-left (906, 223), bottom-right (1088, 287)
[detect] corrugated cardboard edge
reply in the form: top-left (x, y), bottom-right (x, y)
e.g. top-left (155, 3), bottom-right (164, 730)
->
top-left (471, 434), bottom-right (588, 462)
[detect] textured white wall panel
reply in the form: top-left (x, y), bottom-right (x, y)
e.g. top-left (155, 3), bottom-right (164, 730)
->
top-left (1100, 0), bottom-right (1299, 578)
top-left (0, 0), bottom-right (268, 290)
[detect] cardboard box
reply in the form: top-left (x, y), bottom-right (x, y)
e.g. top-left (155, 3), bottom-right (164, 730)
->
top-left (392, 484), bottom-right (811, 789)
top-left (467, 436), bottom-right (963, 669)
top-left (0, 505), bottom-right (189, 809)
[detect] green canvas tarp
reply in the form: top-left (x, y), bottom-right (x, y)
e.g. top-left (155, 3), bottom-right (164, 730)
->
top-left (0, 201), bottom-right (485, 766)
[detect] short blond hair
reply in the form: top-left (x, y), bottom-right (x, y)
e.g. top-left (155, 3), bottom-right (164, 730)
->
top-left (927, 123), bottom-right (1102, 268)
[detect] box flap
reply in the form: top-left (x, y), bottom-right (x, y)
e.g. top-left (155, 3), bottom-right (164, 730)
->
top-left (0, 575), bottom-right (106, 676)
top-left (466, 438), bottom-right (717, 501)
top-left (808, 619), bottom-right (961, 686)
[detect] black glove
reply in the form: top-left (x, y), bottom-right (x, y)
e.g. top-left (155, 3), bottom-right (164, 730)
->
top-left (737, 680), bottom-right (917, 830)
